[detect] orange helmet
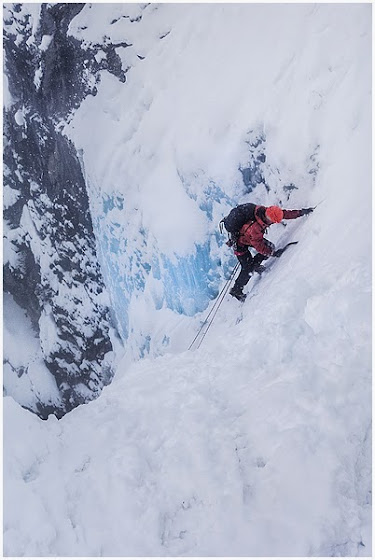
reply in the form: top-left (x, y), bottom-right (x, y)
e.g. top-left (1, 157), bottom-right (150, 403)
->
top-left (265, 205), bottom-right (283, 223)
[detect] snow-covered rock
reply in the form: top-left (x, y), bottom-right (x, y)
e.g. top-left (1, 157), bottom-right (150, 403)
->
top-left (3, 3), bottom-right (118, 415)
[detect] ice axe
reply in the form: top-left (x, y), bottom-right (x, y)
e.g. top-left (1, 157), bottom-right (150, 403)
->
top-left (273, 241), bottom-right (298, 258)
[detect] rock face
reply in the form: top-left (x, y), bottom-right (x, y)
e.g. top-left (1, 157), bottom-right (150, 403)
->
top-left (3, 3), bottom-right (122, 417)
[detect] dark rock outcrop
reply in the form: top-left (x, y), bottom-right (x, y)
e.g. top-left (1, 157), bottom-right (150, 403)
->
top-left (3, 3), bottom-right (123, 416)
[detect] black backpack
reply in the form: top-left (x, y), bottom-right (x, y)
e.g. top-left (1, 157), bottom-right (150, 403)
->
top-left (220, 203), bottom-right (257, 235)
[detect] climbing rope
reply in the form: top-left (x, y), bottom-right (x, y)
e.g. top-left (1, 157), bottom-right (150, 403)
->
top-left (188, 263), bottom-right (240, 351)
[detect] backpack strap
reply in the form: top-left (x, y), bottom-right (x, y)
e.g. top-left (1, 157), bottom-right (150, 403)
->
top-left (238, 219), bottom-right (256, 242)
top-left (240, 220), bottom-right (255, 235)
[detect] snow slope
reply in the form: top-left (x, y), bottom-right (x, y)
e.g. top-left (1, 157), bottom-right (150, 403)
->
top-left (4, 2), bottom-right (371, 557)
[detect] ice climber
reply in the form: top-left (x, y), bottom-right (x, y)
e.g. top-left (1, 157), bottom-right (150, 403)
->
top-left (221, 203), bottom-right (314, 301)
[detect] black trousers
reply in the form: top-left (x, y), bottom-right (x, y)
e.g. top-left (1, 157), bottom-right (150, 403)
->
top-left (234, 250), bottom-right (267, 290)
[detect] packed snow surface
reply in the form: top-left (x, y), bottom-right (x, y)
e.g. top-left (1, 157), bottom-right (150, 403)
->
top-left (4, 3), bottom-right (371, 557)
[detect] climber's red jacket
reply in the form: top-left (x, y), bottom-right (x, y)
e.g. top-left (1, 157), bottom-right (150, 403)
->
top-left (235, 206), bottom-right (304, 256)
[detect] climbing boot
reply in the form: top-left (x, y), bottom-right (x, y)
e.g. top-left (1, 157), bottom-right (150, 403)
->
top-left (252, 263), bottom-right (265, 274)
top-left (229, 286), bottom-right (246, 302)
